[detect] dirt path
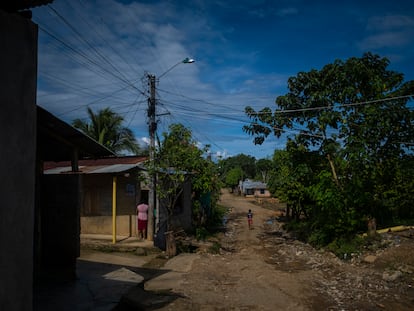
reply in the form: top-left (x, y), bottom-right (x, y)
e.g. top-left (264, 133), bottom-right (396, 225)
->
top-left (158, 190), bottom-right (317, 310)
top-left (156, 189), bottom-right (414, 310)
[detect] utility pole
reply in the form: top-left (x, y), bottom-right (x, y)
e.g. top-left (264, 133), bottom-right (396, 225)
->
top-left (147, 74), bottom-right (156, 241)
top-left (145, 58), bottom-right (194, 242)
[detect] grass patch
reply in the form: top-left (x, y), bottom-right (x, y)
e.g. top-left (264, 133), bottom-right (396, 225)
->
top-left (208, 241), bottom-right (221, 254)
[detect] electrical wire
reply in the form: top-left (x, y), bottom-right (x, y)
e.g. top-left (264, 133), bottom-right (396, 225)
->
top-left (74, 0), bottom-right (146, 77)
top-left (46, 4), bottom-right (138, 89)
top-left (33, 2), bottom-right (414, 157)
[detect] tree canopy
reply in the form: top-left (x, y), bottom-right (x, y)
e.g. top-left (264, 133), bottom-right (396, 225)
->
top-left (244, 53), bottom-right (414, 248)
top-left (155, 123), bottom-right (221, 230)
top-left (73, 107), bottom-right (140, 155)
top-left (218, 154), bottom-right (256, 186)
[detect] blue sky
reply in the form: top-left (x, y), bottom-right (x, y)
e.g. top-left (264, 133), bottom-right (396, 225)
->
top-left (32, 0), bottom-right (414, 160)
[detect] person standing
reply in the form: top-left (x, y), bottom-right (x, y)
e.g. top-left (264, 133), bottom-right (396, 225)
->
top-left (247, 209), bottom-right (253, 230)
top-left (137, 201), bottom-right (149, 239)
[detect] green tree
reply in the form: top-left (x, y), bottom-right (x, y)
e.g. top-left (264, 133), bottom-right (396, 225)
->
top-left (244, 53), bottom-right (414, 245)
top-left (73, 107), bottom-right (140, 155)
top-left (155, 123), bottom-right (221, 230)
top-left (225, 167), bottom-right (243, 190)
top-left (269, 143), bottom-right (324, 221)
top-left (255, 158), bottom-right (273, 182)
top-left (218, 154), bottom-right (256, 183)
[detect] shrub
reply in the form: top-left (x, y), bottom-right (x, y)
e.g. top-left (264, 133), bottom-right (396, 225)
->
top-left (326, 236), bottom-right (364, 259)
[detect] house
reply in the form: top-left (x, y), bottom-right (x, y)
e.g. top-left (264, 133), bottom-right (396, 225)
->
top-left (44, 158), bottom-right (194, 250)
top-left (36, 106), bottom-right (115, 281)
top-left (240, 179), bottom-right (271, 198)
top-left (44, 156), bottom-right (147, 237)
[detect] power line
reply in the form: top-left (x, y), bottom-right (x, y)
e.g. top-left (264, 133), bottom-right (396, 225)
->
top-left (159, 88), bottom-right (414, 116)
top-left (264, 94), bottom-right (414, 114)
top-left (74, 0), bottom-right (146, 77)
top-left (38, 25), bottom-right (145, 97)
top-left (46, 4), bottom-right (138, 89)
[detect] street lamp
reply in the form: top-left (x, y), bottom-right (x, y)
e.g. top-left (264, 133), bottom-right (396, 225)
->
top-left (146, 57), bottom-right (195, 241)
top-left (158, 57), bottom-right (195, 79)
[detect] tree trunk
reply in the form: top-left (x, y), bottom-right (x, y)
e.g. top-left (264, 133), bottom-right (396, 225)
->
top-left (327, 154), bottom-right (339, 187)
top-left (165, 231), bottom-right (176, 257)
top-left (286, 204), bottom-right (291, 219)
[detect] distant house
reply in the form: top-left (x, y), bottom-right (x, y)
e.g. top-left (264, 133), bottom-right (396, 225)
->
top-left (44, 156), bottom-right (148, 237)
top-left (240, 179), bottom-right (271, 198)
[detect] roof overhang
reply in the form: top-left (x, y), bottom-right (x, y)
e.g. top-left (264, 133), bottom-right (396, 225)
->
top-left (37, 105), bottom-right (115, 162)
top-left (43, 156), bottom-right (148, 175)
top-left (1, 0), bottom-right (53, 13)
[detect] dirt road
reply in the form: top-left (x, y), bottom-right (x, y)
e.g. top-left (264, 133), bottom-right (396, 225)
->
top-left (156, 189), bottom-right (414, 311)
top-left (158, 190), bottom-right (317, 310)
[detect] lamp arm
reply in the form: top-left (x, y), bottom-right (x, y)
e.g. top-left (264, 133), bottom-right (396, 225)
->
top-left (158, 58), bottom-right (195, 79)
top-left (158, 61), bottom-right (181, 79)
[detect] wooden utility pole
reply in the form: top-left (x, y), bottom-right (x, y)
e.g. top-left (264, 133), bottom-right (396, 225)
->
top-left (145, 59), bottom-right (194, 241)
top-left (147, 74), bottom-right (156, 241)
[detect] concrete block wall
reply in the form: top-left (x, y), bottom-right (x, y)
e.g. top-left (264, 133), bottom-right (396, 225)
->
top-left (0, 10), bottom-right (38, 311)
top-left (81, 215), bottom-right (137, 236)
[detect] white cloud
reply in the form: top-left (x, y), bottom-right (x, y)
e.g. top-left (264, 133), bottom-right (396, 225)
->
top-left (366, 15), bottom-right (414, 31)
top-left (34, 1), bottom-right (414, 160)
top-left (359, 15), bottom-right (414, 51)
top-left (139, 137), bottom-right (150, 146)
top-left (358, 31), bottom-right (412, 50)
top-left (276, 7), bottom-right (298, 17)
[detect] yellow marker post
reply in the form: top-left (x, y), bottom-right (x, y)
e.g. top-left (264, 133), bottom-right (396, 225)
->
top-left (112, 176), bottom-right (117, 244)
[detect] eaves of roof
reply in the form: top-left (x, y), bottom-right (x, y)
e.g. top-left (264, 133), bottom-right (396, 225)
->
top-left (1, 0), bottom-right (53, 12)
top-left (44, 156), bottom-right (148, 175)
top-left (38, 105), bottom-right (115, 161)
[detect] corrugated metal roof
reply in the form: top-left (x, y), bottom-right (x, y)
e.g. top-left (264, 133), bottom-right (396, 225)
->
top-left (91, 163), bottom-right (142, 174)
top-left (242, 179), bottom-right (267, 190)
top-left (44, 156), bottom-right (148, 175)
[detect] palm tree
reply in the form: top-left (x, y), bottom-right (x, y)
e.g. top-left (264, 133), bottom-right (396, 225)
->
top-left (73, 107), bottom-right (140, 155)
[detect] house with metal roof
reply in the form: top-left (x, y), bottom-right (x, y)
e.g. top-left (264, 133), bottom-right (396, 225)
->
top-left (44, 156), bottom-right (194, 249)
top-left (44, 156), bottom-right (148, 239)
top-left (36, 106), bottom-right (116, 281)
top-left (240, 179), bottom-right (271, 198)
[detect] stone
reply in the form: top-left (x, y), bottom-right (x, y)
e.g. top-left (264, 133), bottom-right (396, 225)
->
top-left (103, 267), bottom-right (144, 283)
top-left (398, 264), bottom-right (413, 274)
top-left (363, 255), bottom-right (377, 264)
top-left (382, 270), bottom-right (402, 282)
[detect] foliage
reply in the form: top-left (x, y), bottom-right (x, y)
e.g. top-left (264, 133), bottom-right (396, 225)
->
top-left (218, 155), bottom-right (275, 189)
top-left (244, 53), bottom-right (414, 247)
top-left (194, 204), bottom-right (227, 241)
top-left (326, 236), bottom-right (364, 260)
top-left (218, 154), bottom-right (256, 183)
top-left (208, 241), bottom-right (222, 254)
top-left (225, 167), bottom-right (244, 189)
top-left (195, 227), bottom-right (209, 241)
top-left (155, 123), bottom-right (221, 231)
top-left (73, 107), bottom-right (140, 155)
top-left (255, 158), bottom-right (273, 182)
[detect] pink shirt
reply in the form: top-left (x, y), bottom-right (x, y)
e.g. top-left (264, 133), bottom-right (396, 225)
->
top-left (137, 203), bottom-right (148, 220)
